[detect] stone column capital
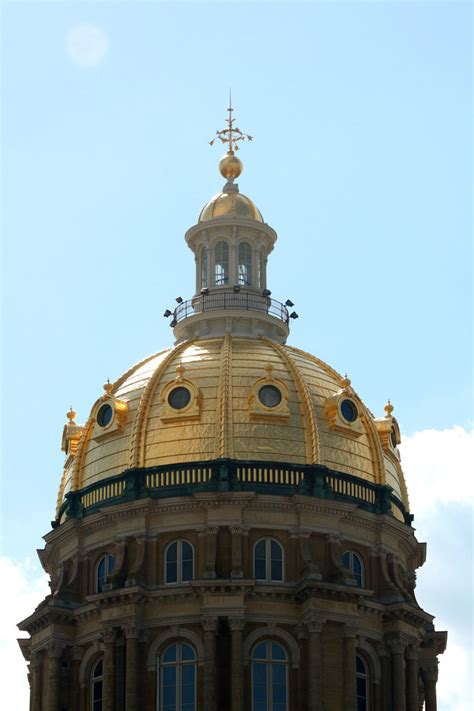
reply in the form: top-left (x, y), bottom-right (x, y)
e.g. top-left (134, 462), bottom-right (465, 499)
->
top-left (31, 651), bottom-right (43, 669)
top-left (421, 662), bottom-right (439, 682)
top-left (304, 614), bottom-right (326, 634)
top-left (343, 621), bottom-right (358, 639)
top-left (46, 641), bottom-right (64, 658)
top-left (124, 623), bottom-right (141, 640)
top-left (405, 643), bottom-right (419, 661)
top-left (229, 526), bottom-right (244, 535)
top-left (202, 615), bottom-right (219, 632)
top-left (101, 627), bottom-right (117, 645)
top-left (229, 616), bottom-right (245, 632)
top-left (385, 635), bottom-right (406, 655)
top-left (206, 526), bottom-right (219, 536)
top-left (71, 646), bottom-right (84, 662)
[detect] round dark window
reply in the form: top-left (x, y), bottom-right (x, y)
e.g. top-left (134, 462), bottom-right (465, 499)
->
top-left (168, 386), bottom-right (191, 410)
top-left (258, 384), bottom-right (282, 408)
top-left (390, 428), bottom-right (398, 448)
top-left (340, 399), bottom-right (358, 423)
top-left (97, 403), bottom-right (113, 428)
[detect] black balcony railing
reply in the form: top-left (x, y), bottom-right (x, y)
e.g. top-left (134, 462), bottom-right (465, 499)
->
top-left (54, 459), bottom-right (413, 527)
top-left (172, 292), bottom-right (289, 325)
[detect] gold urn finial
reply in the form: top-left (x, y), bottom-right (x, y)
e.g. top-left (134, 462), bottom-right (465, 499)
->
top-left (209, 93), bottom-right (252, 181)
top-left (103, 379), bottom-right (113, 396)
top-left (384, 399), bottom-right (394, 417)
top-left (66, 407), bottom-right (76, 424)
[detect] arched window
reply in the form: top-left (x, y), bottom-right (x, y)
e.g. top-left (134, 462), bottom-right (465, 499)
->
top-left (96, 554), bottom-right (115, 593)
top-left (254, 538), bottom-right (284, 582)
top-left (91, 658), bottom-right (103, 711)
top-left (342, 551), bottom-right (364, 587)
top-left (201, 247), bottom-right (208, 289)
top-left (165, 540), bottom-right (194, 584)
top-left (356, 655), bottom-right (369, 711)
top-left (214, 241), bottom-right (229, 285)
top-left (251, 641), bottom-right (288, 711)
top-left (157, 642), bottom-right (196, 711)
top-left (238, 242), bottom-right (252, 286)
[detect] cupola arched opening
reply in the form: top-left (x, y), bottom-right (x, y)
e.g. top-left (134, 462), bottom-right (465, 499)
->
top-left (214, 241), bottom-right (229, 286)
top-left (238, 241), bottom-right (252, 286)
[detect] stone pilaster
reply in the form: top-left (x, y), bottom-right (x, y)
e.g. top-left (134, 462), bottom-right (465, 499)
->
top-left (202, 616), bottom-right (218, 709)
top-left (124, 624), bottom-right (140, 711)
top-left (421, 662), bottom-right (438, 711)
top-left (31, 651), bottom-right (43, 711)
top-left (405, 643), bottom-right (419, 711)
top-left (46, 642), bottom-right (63, 711)
top-left (70, 646), bottom-right (83, 711)
top-left (343, 623), bottom-right (358, 711)
top-left (306, 615), bottom-right (325, 711)
top-left (387, 636), bottom-right (406, 711)
top-left (230, 527), bottom-right (243, 578)
top-left (377, 642), bottom-right (391, 711)
top-left (229, 617), bottom-right (245, 711)
top-left (102, 628), bottom-right (116, 711)
top-left (203, 527), bottom-right (218, 579)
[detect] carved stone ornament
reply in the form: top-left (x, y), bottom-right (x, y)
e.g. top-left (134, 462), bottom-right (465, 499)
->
top-left (374, 401), bottom-right (401, 459)
top-left (247, 362), bottom-right (290, 422)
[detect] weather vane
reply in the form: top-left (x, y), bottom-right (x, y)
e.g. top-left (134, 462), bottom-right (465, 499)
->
top-left (209, 93), bottom-right (253, 154)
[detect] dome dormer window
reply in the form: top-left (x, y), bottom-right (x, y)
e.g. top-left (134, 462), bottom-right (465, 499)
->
top-left (97, 403), bottom-right (113, 428)
top-left (168, 386), bottom-right (191, 410)
top-left (214, 241), bottom-right (229, 286)
top-left (238, 241), bottom-right (252, 286)
top-left (340, 399), bottom-right (358, 423)
top-left (258, 384), bottom-right (282, 408)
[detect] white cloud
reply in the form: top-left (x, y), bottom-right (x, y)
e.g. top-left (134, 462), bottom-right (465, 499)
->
top-left (0, 556), bottom-right (49, 711)
top-left (66, 24), bottom-right (109, 67)
top-left (400, 427), bottom-right (474, 710)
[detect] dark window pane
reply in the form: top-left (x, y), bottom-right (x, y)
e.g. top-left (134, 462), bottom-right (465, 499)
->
top-left (255, 558), bottom-right (266, 580)
top-left (93, 660), bottom-right (103, 678)
top-left (182, 542), bottom-right (193, 561)
top-left (182, 664), bottom-right (195, 684)
top-left (97, 558), bottom-right (105, 591)
top-left (356, 655), bottom-right (366, 674)
top-left (356, 677), bottom-right (367, 696)
top-left (353, 555), bottom-right (361, 576)
top-left (166, 561), bottom-right (177, 584)
top-left (93, 680), bottom-right (102, 701)
top-left (271, 540), bottom-right (282, 561)
top-left (163, 645), bottom-right (177, 664)
top-left (167, 542), bottom-right (178, 563)
top-left (271, 559), bottom-right (283, 581)
top-left (168, 386), bottom-right (191, 410)
top-left (271, 643), bottom-right (286, 661)
top-left (255, 540), bottom-right (265, 559)
top-left (182, 559), bottom-right (193, 582)
top-left (253, 643), bottom-right (267, 660)
top-left (272, 663), bottom-right (286, 684)
top-left (181, 644), bottom-right (195, 661)
top-left (342, 551), bottom-right (350, 568)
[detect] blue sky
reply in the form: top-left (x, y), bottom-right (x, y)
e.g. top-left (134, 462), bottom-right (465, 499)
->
top-left (1, 1), bottom-right (472, 708)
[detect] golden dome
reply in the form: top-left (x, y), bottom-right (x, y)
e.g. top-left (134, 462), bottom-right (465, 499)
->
top-left (199, 190), bottom-right (264, 222)
top-left (59, 337), bottom-right (408, 518)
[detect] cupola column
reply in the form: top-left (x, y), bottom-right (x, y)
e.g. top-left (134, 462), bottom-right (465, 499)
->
top-left (421, 663), bottom-right (438, 711)
top-left (343, 623), bottom-right (358, 710)
top-left (31, 651), bottom-right (43, 711)
top-left (229, 616), bottom-right (245, 711)
top-left (46, 642), bottom-right (63, 711)
top-left (306, 615), bottom-right (325, 711)
top-left (387, 636), bottom-right (406, 711)
top-left (202, 616), bottom-right (218, 710)
top-left (102, 628), bottom-right (116, 711)
top-left (405, 643), bottom-right (419, 711)
top-left (124, 624), bottom-right (140, 711)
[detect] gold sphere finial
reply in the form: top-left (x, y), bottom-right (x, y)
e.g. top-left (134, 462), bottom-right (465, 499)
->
top-left (103, 379), bottom-right (113, 396)
top-left (384, 399), bottom-right (394, 417)
top-left (219, 153), bottom-right (243, 180)
top-left (67, 407), bottom-right (76, 423)
top-left (341, 374), bottom-right (351, 389)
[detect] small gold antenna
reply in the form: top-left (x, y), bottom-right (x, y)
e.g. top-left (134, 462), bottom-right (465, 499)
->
top-left (209, 92), bottom-right (253, 154)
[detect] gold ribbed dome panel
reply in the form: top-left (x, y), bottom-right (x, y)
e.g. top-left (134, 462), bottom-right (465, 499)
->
top-left (199, 192), bottom-right (264, 222)
top-left (68, 337), bottom-right (408, 510)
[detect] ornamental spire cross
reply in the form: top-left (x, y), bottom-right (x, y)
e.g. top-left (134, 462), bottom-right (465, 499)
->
top-left (209, 93), bottom-right (253, 154)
